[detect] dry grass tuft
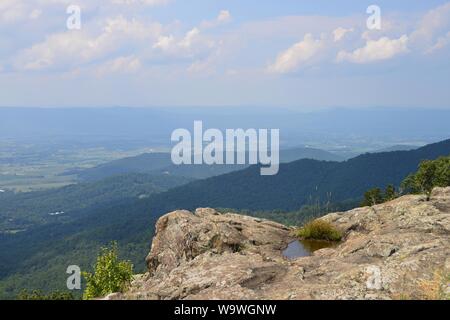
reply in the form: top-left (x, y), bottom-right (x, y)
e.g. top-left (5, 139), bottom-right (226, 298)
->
top-left (297, 219), bottom-right (343, 242)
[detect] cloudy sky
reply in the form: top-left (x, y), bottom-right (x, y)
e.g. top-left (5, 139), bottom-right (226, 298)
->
top-left (1, 0), bottom-right (450, 108)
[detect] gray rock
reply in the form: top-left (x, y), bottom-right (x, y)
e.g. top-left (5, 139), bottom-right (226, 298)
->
top-left (119, 188), bottom-right (450, 300)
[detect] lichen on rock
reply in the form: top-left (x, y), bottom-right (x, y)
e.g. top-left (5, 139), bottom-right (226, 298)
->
top-left (113, 187), bottom-right (450, 300)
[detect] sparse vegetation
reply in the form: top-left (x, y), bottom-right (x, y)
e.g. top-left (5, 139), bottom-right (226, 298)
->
top-left (297, 219), bottom-right (343, 242)
top-left (401, 156), bottom-right (450, 200)
top-left (361, 184), bottom-right (398, 207)
top-left (82, 242), bottom-right (133, 300)
top-left (361, 156), bottom-right (450, 207)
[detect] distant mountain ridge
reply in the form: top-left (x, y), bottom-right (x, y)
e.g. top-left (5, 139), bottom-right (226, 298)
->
top-left (69, 147), bottom-right (343, 181)
top-left (375, 144), bottom-right (421, 152)
top-left (134, 138), bottom-right (450, 212)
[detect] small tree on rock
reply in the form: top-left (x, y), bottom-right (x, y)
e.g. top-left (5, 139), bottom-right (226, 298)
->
top-left (362, 188), bottom-right (384, 206)
top-left (82, 242), bottom-right (133, 300)
top-left (384, 184), bottom-right (397, 201)
top-left (402, 156), bottom-right (450, 200)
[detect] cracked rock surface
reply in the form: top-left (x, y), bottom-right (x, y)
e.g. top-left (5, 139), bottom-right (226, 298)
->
top-left (109, 188), bottom-right (450, 300)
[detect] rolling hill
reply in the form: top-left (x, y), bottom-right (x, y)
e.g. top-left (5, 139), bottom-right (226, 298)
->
top-left (1, 138), bottom-right (449, 298)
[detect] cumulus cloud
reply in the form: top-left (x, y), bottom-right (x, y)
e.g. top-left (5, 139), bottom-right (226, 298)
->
top-left (152, 27), bottom-right (214, 58)
top-left (151, 11), bottom-right (224, 62)
top-left (152, 35), bottom-right (175, 51)
top-left (336, 35), bottom-right (409, 64)
top-left (266, 2), bottom-right (450, 73)
top-left (200, 10), bottom-right (232, 29)
top-left (268, 33), bottom-right (327, 74)
top-left (333, 27), bottom-right (353, 42)
top-left (14, 16), bottom-right (163, 70)
top-left (3, 1), bottom-right (450, 80)
top-left (11, 4), bottom-right (221, 74)
top-left (410, 2), bottom-right (450, 46)
top-left (179, 28), bottom-right (201, 48)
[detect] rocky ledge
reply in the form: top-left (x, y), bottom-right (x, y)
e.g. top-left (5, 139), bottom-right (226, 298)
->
top-left (112, 187), bottom-right (450, 300)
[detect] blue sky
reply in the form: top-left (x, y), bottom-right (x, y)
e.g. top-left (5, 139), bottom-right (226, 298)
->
top-left (0, 0), bottom-right (449, 108)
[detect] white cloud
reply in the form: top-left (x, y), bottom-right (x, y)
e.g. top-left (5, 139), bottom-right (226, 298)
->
top-left (201, 10), bottom-right (232, 29)
top-left (96, 55), bottom-right (141, 75)
top-left (14, 16), bottom-right (163, 70)
top-left (3, 1), bottom-right (450, 81)
top-left (333, 27), bottom-right (353, 42)
top-left (29, 9), bottom-right (42, 19)
top-left (111, 0), bottom-right (170, 5)
top-left (410, 2), bottom-right (450, 45)
top-left (0, 0), bottom-right (170, 24)
top-left (426, 31), bottom-right (450, 54)
top-left (179, 28), bottom-right (201, 49)
top-left (153, 35), bottom-right (175, 51)
top-left (337, 35), bottom-right (409, 64)
top-left (217, 10), bottom-right (232, 24)
top-left (0, 0), bottom-right (28, 24)
top-left (268, 33), bottom-right (327, 74)
top-left (11, 7), bottom-right (219, 74)
top-left (186, 40), bottom-right (226, 75)
top-left (152, 27), bottom-right (215, 60)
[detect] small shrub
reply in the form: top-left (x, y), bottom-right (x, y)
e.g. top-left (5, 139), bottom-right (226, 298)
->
top-left (297, 219), bottom-right (343, 241)
top-left (82, 242), bottom-right (133, 300)
top-left (361, 188), bottom-right (384, 206)
top-left (402, 156), bottom-right (450, 200)
top-left (361, 184), bottom-right (398, 207)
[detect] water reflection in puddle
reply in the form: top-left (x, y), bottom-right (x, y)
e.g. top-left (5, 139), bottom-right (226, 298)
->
top-left (283, 239), bottom-right (339, 259)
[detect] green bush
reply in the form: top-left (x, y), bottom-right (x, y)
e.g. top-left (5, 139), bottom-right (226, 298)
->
top-left (297, 219), bottom-right (343, 241)
top-left (384, 184), bottom-right (397, 201)
top-left (82, 242), bottom-right (133, 300)
top-left (361, 184), bottom-right (398, 207)
top-left (402, 156), bottom-right (450, 200)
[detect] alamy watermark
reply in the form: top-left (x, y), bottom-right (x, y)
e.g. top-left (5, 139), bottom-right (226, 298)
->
top-left (366, 265), bottom-right (382, 290)
top-left (66, 5), bottom-right (81, 30)
top-left (66, 265), bottom-right (81, 290)
top-left (171, 121), bottom-right (280, 176)
top-left (367, 5), bottom-right (381, 30)
top-left (63, 4), bottom-right (380, 32)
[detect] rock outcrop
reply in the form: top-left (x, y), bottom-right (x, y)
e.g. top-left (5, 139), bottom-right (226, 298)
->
top-left (114, 188), bottom-right (450, 300)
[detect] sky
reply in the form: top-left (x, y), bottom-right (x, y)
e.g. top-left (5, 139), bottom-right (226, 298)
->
top-left (0, 0), bottom-right (450, 108)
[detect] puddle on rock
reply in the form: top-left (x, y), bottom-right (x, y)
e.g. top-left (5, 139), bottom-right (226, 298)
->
top-left (282, 239), bottom-right (339, 259)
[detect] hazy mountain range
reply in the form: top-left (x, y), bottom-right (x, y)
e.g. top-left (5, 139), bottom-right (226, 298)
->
top-left (1, 107), bottom-right (449, 151)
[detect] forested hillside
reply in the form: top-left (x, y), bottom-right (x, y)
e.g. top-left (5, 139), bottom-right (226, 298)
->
top-left (134, 139), bottom-right (450, 211)
top-left (0, 173), bottom-right (193, 232)
top-left (1, 139), bottom-right (449, 299)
